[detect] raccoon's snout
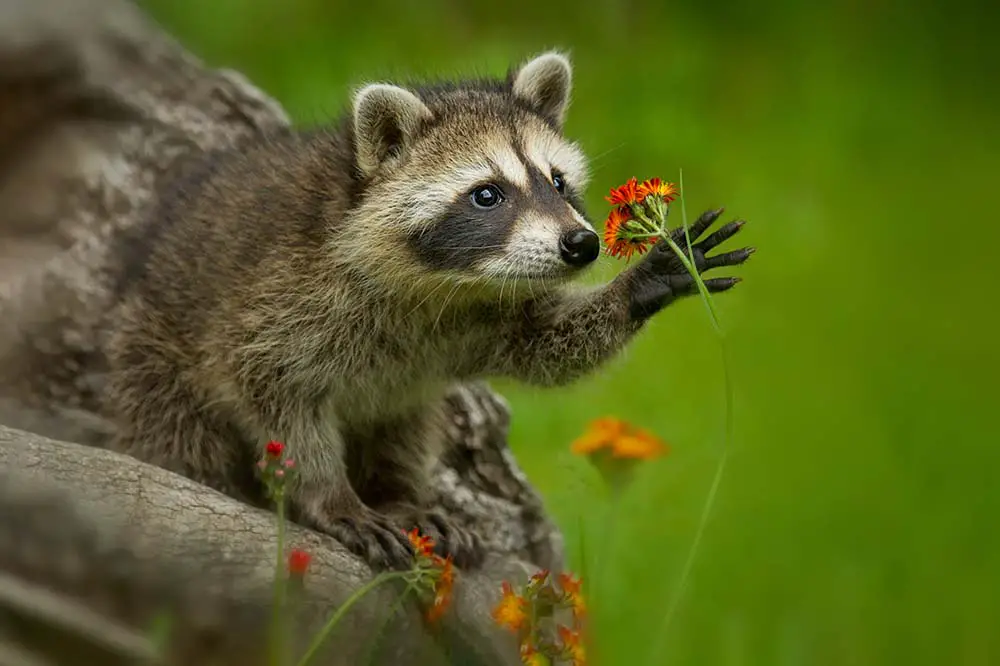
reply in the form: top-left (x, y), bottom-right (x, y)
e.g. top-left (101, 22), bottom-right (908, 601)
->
top-left (559, 229), bottom-right (600, 267)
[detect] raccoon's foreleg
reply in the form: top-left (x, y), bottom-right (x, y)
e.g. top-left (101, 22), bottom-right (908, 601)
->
top-left (347, 407), bottom-right (485, 569)
top-left (250, 404), bottom-right (417, 571)
top-left (496, 208), bottom-right (752, 385)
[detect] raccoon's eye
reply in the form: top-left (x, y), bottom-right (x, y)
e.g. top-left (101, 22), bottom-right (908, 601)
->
top-left (551, 171), bottom-right (566, 194)
top-left (471, 184), bottom-right (504, 209)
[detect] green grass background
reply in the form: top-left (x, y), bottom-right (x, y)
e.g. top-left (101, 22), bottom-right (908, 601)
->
top-left (140, 1), bottom-right (999, 663)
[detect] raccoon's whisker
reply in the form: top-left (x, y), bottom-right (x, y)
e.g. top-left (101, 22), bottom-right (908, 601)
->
top-left (436, 244), bottom-right (509, 251)
top-left (433, 281), bottom-right (464, 332)
top-left (584, 142), bottom-right (626, 167)
top-left (505, 263), bottom-right (519, 311)
top-left (498, 258), bottom-right (517, 312)
top-left (403, 279), bottom-right (450, 320)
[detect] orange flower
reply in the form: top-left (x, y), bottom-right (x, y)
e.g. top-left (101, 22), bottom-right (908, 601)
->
top-left (558, 625), bottom-right (587, 666)
top-left (603, 207), bottom-right (652, 261)
top-left (557, 572), bottom-right (582, 598)
top-left (570, 417), bottom-right (626, 456)
top-left (521, 641), bottom-right (547, 666)
top-left (558, 572), bottom-right (586, 622)
top-left (605, 176), bottom-right (640, 206)
top-left (570, 417), bottom-right (669, 460)
top-left (492, 581), bottom-right (529, 632)
top-left (425, 554), bottom-right (454, 623)
top-left (611, 431), bottom-right (668, 459)
top-left (528, 569), bottom-right (550, 590)
top-left (636, 177), bottom-right (678, 203)
top-left (407, 528), bottom-right (435, 558)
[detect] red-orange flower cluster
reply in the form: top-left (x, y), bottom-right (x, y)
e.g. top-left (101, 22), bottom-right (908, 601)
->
top-left (424, 554), bottom-right (454, 623)
top-left (492, 581), bottom-right (529, 632)
top-left (407, 529), bottom-right (456, 624)
top-left (492, 569), bottom-right (588, 665)
top-left (602, 176), bottom-right (679, 261)
top-left (407, 528), bottom-right (435, 558)
top-left (603, 207), bottom-right (648, 261)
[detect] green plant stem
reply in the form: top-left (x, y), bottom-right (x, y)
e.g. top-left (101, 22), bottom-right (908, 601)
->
top-left (645, 169), bottom-right (734, 664)
top-left (271, 495), bottom-right (288, 666)
top-left (360, 580), bottom-right (419, 666)
top-left (295, 571), bottom-right (415, 666)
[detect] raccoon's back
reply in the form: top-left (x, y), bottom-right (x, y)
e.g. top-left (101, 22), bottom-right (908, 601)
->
top-left (109, 133), bottom-right (349, 341)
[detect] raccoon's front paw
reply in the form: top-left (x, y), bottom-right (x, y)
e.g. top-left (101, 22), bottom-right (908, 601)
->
top-left (301, 507), bottom-right (415, 571)
top-left (628, 207), bottom-right (754, 321)
top-left (386, 504), bottom-right (486, 570)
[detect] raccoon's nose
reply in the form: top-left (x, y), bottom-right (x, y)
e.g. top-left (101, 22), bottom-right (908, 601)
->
top-left (559, 229), bottom-right (600, 266)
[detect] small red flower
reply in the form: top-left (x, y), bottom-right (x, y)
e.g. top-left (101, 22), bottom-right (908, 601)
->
top-left (265, 440), bottom-right (285, 459)
top-left (605, 176), bottom-right (640, 206)
top-left (288, 549), bottom-right (311, 576)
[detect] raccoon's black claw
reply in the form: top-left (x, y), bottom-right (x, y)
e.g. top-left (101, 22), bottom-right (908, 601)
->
top-left (677, 206), bottom-right (725, 241)
top-left (386, 504), bottom-right (486, 570)
top-left (628, 209), bottom-right (751, 321)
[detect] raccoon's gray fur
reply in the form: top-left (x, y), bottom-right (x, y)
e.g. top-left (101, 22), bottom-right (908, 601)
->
top-left (101, 52), bottom-right (753, 569)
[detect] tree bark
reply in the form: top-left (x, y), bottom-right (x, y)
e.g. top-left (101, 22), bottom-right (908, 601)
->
top-left (0, 1), bottom-right (563, 664)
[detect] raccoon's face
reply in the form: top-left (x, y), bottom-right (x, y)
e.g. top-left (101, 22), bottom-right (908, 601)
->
top-left (347, 52), bottom-right (601, 295)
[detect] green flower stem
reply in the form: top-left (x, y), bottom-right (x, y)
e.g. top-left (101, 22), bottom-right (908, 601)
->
top-left (645, 169), bottom-right (734, 664)
top-left (662, 235), bottom-right (723, 332)
top-left (270, 494), bottom-right (288, 666)
top-left (360, 580), bottom-right (419, 666)
top-left (295, 570), bottom-right (416, 666)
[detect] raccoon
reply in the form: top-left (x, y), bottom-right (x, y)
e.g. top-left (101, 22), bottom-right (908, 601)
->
top-left (104, 52), bottom-right (753, 570)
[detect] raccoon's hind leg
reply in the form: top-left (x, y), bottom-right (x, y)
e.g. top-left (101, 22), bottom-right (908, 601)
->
top-left (106, 340), bottom-right (259, 504)
top-left (347, 406), bottom-right (485, 570)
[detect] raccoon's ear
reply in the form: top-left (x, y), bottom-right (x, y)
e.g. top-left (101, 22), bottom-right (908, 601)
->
top-left (510, 51), bottom-right (573, 128)
top-left (352, 83), bottom-right (433, 177)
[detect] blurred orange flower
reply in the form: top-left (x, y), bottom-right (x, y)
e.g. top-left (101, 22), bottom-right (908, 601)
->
top-left (407, 528), bottom-right (435, 558)
top-left (558, 625), bottom-right (587, 666)
top-left (424, 554), bottom-right (454, 623)
top-left (570, 417), bottom-right (668, 460)
top-left (492, 581), bottom-right (529, 632)
top-left (557, 572), bottom-right (586, 622)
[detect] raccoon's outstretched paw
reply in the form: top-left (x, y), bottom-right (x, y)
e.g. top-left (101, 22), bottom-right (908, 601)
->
top-left (628, 207), bottom-right (754, 320)
top-left (386, 505), bottom-right (486, 571)
top-left (300, 507), bottom-right (415, 571)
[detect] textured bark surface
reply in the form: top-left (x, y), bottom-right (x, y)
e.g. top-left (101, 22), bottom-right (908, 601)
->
top-left (0, 0), bottom-right (563, 663)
